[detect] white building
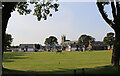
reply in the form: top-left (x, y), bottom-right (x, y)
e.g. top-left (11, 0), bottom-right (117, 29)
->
top-left (61, 35), bottom-right (83, 51)
top-left (19, 44), bottom-right (35, 52)
top-left (65, 43), bottom-right (80, 51)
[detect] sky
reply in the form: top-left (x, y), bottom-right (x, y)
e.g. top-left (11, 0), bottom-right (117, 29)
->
top-left (6, 2), bottom-right (114, 46)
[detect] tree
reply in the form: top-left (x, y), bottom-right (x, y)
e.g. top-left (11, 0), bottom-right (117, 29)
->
top-left (2, 1), bottom-right (59, 70)
top-left (103, 32), bottom-right (115, 49)
top-left (44, 38), bottom-right (50, 45)
top-left (78, 34), bottom-right (95, 50)
top-left (97, 0), bottom-right (120, 66)
top-left (2, 1), bottom-right (59, 50)
top-left (35, 44), bottom-right (41, 49)
top-left (44, 36), bottom-right (58, 46)
top-left (4, 33), bottom-right (13, 49)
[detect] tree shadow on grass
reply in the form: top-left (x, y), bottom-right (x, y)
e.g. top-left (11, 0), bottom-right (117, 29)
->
top-left (3, 52), bottom-right (29, 62)
top-left (2, 65), bottom-right (120, 76)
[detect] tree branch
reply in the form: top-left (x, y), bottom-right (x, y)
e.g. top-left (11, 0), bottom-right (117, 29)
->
top-left (116, 1), bottom-right (120, 18)
top-left (111, 1), bottom-right (116, 22)
top-left (97, 2), bottom-right (115, 29)
top-left (2, 2), bottom-right (18, 32)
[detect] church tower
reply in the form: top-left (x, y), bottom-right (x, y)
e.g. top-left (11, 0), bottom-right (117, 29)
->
top-left (61, 35), bottom-right (66, 44)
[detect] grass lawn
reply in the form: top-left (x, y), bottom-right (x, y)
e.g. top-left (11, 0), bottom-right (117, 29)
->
top-left (2, 50), bottom-right (120, 75)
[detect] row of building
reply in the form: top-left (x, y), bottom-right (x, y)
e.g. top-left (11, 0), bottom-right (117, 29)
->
top-left (9, 35), bottom-right (108, 52)
top-left (61, 35), bottom-right (108, 51)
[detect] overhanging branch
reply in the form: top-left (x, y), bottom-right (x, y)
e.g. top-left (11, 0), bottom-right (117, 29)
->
top-left (97, 2), bottom-right (115, 29)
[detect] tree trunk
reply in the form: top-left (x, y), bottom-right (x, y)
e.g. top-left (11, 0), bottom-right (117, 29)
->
top-left (2, 9), bottom-right (11, 70)
top-left (111, 31), bottom-right (120, 66)
top-left (85, 45), bottom-right (87, 51)
top-left (110, 44), bottom-right (112, 50)
top-left (2, 2), bottom-right (18, 70)
top-left (76, 44), bottom-right (79, 51)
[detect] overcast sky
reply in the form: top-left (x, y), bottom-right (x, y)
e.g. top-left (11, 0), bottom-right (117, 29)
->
top-left (6, 2), bottom-right (114, 46)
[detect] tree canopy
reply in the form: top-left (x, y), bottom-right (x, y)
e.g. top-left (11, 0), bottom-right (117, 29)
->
top-left (78, 34), bottom-right (95, 50)
top-left (103, 32), bottom-right (115, 49)
top-left (2, 1), bottom-right (59, 21)
top-left (35, 44), bottom-right (41, 49)
top-left (4, 33), bottom-right (13, 49)
top-left (44, 36), bottom-right (58, 46)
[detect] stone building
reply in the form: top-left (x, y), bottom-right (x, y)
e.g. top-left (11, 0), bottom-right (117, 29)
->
top-left (61, 35), bottom-right (108, 51)
top-left (61, 35), bottom-right (81, 51)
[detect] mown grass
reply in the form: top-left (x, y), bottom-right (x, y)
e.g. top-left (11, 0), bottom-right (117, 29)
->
top-left (2, 50), bottom-right (120, 76)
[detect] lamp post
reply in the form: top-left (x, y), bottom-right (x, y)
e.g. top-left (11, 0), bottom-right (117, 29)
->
top-left (0, 1), bottom-right (2, 76)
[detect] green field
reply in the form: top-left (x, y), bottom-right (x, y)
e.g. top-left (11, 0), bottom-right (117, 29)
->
top-left (2, 50), bottom-right (120, 75)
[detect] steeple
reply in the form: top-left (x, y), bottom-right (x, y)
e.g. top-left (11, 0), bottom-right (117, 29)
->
top-left (61, 35), bottom-right (66, 44)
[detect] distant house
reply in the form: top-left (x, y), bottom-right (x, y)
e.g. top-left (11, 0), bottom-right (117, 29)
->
top-left (63, 41), bottom-right (79, 51)
top-left (65, 44), bottom-right (79, 51)
top-left (91, 41), bottom-right (108, 50)
top-left (19, 44), bottom-right (35, 52)
top-left (61, 35), bottom-right (82, 51)
top-left (61, 35), bottom-right (108, 51)
top-left (42, 45), bottom-right (62, 52)
top-left (65, 45), bottom-right (71, 51)
top-left (40, 46), bottom-right (46, 50)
